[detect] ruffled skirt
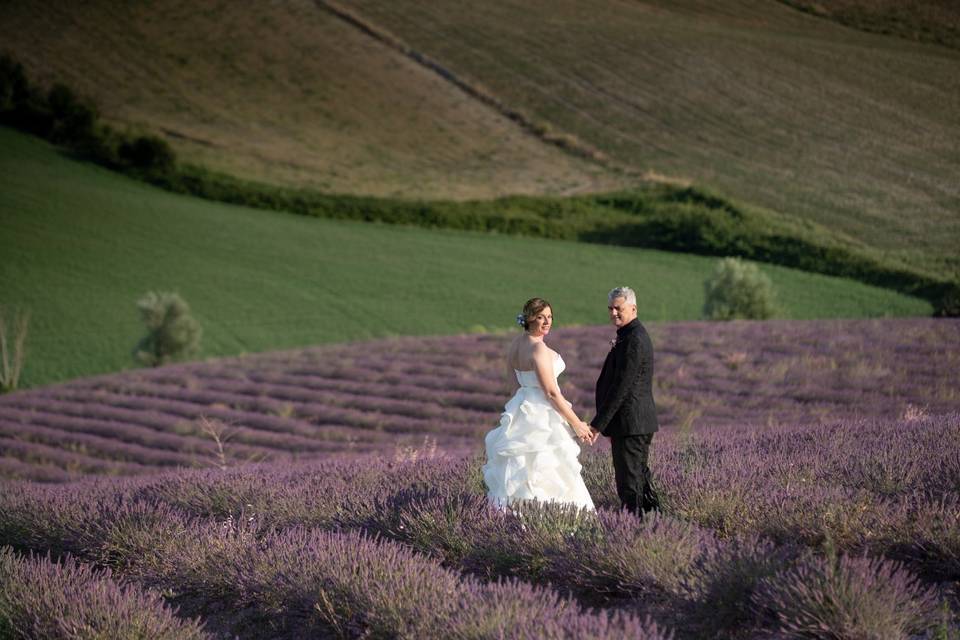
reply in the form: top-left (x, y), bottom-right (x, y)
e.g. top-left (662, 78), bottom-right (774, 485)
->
top-left (482, 387), bottom-right (595, 511)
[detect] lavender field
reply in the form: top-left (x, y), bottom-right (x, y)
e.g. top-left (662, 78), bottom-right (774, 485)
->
top-left (1, 414), bottom-right (958, 638)
top-left (1, 318), bottom-right (957, 482)
top-left (1, 317), bottom-right (959, 638)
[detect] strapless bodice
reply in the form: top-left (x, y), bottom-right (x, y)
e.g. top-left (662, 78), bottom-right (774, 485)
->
top-left (514, 353), bottom-right (565, 388)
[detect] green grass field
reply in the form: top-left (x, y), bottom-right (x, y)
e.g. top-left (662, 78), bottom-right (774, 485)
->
top-left (0, 128), bottom-right (930, 388)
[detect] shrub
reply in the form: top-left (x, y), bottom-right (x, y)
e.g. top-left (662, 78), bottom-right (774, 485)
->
top-left (0, 53), bottom-right (28, 113)
top-left (686, 535), bottom-right (797, 634)
top-left (0, 52), bottom-right (176, 176)
top-left (934, 282), bottom-right (960, 317)
top-left (703, 257), bottom-right (779, 320)
top-left (0, 53), bottom-right (51, 137)
top-left (46, 83), bottom-right (96, 146)
top-left (558, 510), bottom-right (716, 598)
top-left (384, 491), bottom-right (496, 564)
top-left (118, 134), bottom-right (175, 176)
top-left (133, 291), bottom-right (202, 367)
top-left (0, 305), bottom-right (29, 393)
top-left (753, 552), bottom-right (942, 639)
top-left (0, 547), bottom-right (208, 640)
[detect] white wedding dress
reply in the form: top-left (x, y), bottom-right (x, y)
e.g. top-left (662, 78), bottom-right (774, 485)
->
top-left (482, 353), bottom-right (595, 511)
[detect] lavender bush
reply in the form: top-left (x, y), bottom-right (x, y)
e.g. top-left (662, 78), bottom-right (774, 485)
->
top-left (753, 552), bottom-right (943, 639)
top-left (684, 535), bottom-right (799, 635)
top-left (557, 509), bottom-right (716, 598)
top-left (0, 547), bottom-right (208, 639)
top-left (103, 516), bottom-right (669, 639)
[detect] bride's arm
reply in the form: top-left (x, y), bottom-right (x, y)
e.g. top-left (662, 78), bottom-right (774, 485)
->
top-left (532, 345), bottom-right (589, 437)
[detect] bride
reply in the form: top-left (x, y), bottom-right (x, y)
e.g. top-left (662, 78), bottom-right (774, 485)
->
top-left (482, 297), bottom-right (596, 511)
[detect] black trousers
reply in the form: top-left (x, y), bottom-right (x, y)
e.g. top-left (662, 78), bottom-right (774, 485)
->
top-left (611, 433), bottom-right (660, 516)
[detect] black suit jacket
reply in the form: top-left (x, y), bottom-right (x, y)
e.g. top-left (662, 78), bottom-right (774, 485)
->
top-left (593, 318), bottom-right (659, 437)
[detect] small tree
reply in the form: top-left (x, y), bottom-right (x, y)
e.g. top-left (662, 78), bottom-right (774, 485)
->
top-left (703, 257), bottom-right (778, 320)
top-left (0, 306), bottom-right (29, 393)
top-left (47, 83), bottom-right (96, 146)
top-left (934, 283), bottom-right (960, 318)
top-left (0, 53), bottom-right (28, 113)
top-left (133, 291), bottom-right (202, 367)
top-left (118, 134), bottom-right (175, 176)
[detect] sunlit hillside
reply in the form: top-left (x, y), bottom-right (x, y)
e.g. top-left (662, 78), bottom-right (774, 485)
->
top-left (338, 0), bottom-right (960, 281)
top-left (0, 0), bottom-right (624, 199)
top-left (2, 0), bottom-right (957, 281)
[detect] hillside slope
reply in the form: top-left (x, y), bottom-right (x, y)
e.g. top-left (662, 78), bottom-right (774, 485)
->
top-left (0, 128), bottom-right (930, 387)
top-left (323, 0), bottom-right (960, 281)
top-left (0, 0), bottom-right (622, 199)
top-left (778, 0), bottom-right (960, 49)
top-left (1, 0), bottom-right (956, 283)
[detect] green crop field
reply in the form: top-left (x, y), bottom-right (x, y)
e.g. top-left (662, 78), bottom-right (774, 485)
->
top-left (0, 128), bottom-right (930, 388)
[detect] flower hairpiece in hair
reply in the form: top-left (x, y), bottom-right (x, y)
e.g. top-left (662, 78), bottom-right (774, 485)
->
top-left (516, 313), bottom-right (526, 326)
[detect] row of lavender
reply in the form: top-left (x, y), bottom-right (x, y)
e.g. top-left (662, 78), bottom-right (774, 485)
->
top-left (0, 548), bottom-right (207, 639)
top-left (0, 532), bottom-right (666, 640)
top-left (2, 410), bottom-right (957, 637)
top-left (0, 476), bottom-right (667, 638)
top-left (2, 318), bottom-right (958, 481)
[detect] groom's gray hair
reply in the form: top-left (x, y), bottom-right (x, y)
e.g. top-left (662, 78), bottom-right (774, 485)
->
top-left (608, 286), bottom-right (637, 306)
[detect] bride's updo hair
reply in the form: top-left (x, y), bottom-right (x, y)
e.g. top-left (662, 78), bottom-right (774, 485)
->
top-left (519, 297), bottom-right (551, 330)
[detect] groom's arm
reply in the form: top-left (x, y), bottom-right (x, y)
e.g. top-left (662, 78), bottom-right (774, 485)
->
top-left (591, 338), bottom-right (644, 435)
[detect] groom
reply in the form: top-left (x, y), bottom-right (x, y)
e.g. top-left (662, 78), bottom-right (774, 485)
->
top-left (590, 286), bottom-right (661, 517)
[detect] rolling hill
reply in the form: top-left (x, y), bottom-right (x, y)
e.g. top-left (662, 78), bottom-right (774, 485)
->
top-left (335, 0), bottom-right (960, 281)
top-left (1, 0), bottom-right (956, 283)
top-left (779, 0), bottom-right (960, 49)
top-left (0, 0), bottom-right (622, 200)
top-left (0, 128), bottom-right (931, 388)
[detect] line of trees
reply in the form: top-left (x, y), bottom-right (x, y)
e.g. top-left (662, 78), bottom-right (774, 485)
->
top-left (0, 53), bottom-right (174, 178)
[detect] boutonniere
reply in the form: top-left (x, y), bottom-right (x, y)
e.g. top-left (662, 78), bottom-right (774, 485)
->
top-left (609, 337), bottom-right (618, 349)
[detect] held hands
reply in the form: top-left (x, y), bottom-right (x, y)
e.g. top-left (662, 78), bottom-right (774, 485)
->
top-left (573, 420), bottom-right (598, 445)
top-left (588, 426), bottom-right (601, 445)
